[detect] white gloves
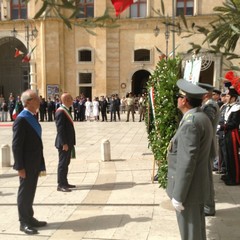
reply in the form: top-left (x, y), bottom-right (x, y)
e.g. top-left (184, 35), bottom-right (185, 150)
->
top-left (172, 198), bottom-right (184, 212)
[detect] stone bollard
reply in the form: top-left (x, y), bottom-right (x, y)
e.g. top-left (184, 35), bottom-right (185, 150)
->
top-left (0, 144), bottom-right (11, 167)
top-left (101, 139), bottom-right (111, 161)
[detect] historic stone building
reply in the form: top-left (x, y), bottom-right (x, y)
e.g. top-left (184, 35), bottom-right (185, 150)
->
top-left (0, 0), bottom-right (232, 99)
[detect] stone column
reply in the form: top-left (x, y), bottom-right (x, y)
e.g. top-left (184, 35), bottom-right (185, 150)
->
top-left (29, 61), bottom-right (37, 91)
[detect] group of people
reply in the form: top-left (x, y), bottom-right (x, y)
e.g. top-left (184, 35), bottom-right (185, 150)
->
top-left (72, 93), bottom-right (147, 122)
top-left (10, 89), bottom-right (148, 236)
top-left (166, 79), bottom-right (240, 240)
top-left (10, 78), bottom-right (239, 238)
top-left (1, 92), bottom-right (147, 123)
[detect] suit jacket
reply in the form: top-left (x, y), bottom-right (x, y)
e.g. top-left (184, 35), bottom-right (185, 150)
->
top-left (12, 113), bottom-right (44, 173)
top-left (166, 107), bottom-right (213, 206)
top-left (55, 107), bottom-right (76, 149)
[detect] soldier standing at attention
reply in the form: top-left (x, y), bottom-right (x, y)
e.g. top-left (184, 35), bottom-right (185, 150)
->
top-left (197, 83), bottom-right (220, 217)
top-left (166, 79), bottom-right (213, 240)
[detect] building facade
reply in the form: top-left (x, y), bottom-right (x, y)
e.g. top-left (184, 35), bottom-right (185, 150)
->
top-left (0, 0), bottom-right (232, 99)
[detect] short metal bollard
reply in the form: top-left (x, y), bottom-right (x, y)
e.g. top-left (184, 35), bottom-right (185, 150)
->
top-left (101, 139), bottom-right (111, 161)
top-left (0, 144), bottom-right (11, 167)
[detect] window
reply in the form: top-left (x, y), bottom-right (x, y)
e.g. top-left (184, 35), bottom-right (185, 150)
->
top-left (78, 72), bottom-right (92, 84)
top-left (76, 0), bottom-right (94, 18)
top-left (176, 0), bottom-right (194, 16)
top-left (130, 0), bottom-right (146, 18)
top-left (11, 0), bottom-right (27, 19)
top-left (134, 49), bottom-right (150, 62)
top-left (78, 50), bottom-right (92, 62)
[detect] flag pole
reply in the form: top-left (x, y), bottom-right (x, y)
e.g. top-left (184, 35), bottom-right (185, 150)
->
top-left (172, 0), bottom-right (175, 58)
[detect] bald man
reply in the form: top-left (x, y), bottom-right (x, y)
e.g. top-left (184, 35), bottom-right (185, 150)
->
top-left (55, 93), bottom-right (76, 192)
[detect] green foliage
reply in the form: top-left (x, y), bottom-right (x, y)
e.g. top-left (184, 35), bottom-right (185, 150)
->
top-left (34, 0), bottom-right (119, 30)
top-left (146, 57), bottom-right (181, 188)
top-left (176, 0), bottom-right (240, 63)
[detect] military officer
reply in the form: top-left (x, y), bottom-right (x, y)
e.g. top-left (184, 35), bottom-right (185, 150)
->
top-left (166, 79), bottom-right (213, 240)
top-left (197, 82), bottom-right (220, 217)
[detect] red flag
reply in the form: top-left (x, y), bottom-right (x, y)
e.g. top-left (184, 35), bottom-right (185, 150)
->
top-left (111, 0), bottom-right (137, 16)
top-left (14, 48), bottom-right (24, 58)
top-left (22, 46), bottom-right (37, 63)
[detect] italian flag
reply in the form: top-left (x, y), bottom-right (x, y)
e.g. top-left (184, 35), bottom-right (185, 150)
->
top-left (22, 45), bottom-right (37, 63)
top-left (148, 87), bottom-right (155, 133)
top-left (12, 103), bottom-right (19, 120)
top-left (111, 0), bottom-right (138, 16)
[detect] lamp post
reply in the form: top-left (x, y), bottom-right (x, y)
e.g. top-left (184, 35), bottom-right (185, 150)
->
top-left (153, 0), bottom-right (176, 59)
top-left (153, 21), bottom-right (170, 58)
top-left (11, 22), bottom-right (38, 90)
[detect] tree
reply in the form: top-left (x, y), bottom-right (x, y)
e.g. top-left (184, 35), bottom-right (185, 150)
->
top-left (177, 0), bottom-right (240, 64)
top-left (34, 0), bottom-right (118, 31)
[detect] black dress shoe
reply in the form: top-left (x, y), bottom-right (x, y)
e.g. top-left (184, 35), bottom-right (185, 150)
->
top-left (205, 212), bottom-right (216, 217)
top-left (20, 224), bottom-right (38, 235)
top-left (31, 218), bottom-right (47, 227)
top-left (225, 180), bottom-right (239, 186)
top-left (57, 186), bottom-right (71, 192)
top-left (221, 174), bottom-right (228, 181)
top-left (66, 184), bottom-right (76, 188)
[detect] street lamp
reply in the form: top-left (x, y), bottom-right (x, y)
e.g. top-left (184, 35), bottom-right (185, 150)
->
top-left (11, 22), bottom-right (38, 90)
top-left (11, 22), bottom-right (38, 52)
top-left (153, 22), bottom-right (170, 58)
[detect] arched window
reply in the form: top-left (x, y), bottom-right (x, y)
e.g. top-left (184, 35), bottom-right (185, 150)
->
top-left (176, 0), bottom-right (194, 16)
top-left (76, 0), bottom-right (94, 18)
top-left (134, 49), bottom-right (150, 62)
top-left (130, 0), bottom-right (146, 18)
top-left (11, 0), bottom-right (27, 19)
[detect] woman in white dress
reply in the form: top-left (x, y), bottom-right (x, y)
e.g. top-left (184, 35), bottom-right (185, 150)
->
top-left (92, 97), bottom-right (99, 121)
top-left (85, 98), bottom-right (92, 121)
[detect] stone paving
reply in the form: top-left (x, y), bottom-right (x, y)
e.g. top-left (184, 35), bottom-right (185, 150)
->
top-left (0, 114), bottom-right (240, 240)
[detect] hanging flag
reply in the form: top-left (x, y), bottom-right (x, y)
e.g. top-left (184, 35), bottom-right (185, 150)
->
top-left (12, 103), bottom-right (19, 120)
top-left (155, 46), bottom-right (166, 61)
top-left (22, 45), bottom-right (37, 63)
top-left (111, 0), bottom-right (138, 17)
top-left (14, 48), bottom-right (24, 58)
top-left (147, 87), bottom-right (155, 133)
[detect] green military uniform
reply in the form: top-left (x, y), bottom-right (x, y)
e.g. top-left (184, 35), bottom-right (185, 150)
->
top-left (166, 79), bottom-right (213, 240)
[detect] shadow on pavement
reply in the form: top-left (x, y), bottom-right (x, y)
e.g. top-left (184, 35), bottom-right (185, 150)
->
top-left (45, 214), bottom-right (151, 232)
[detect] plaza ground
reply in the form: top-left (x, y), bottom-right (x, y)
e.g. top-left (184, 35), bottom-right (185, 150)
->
top-left (0, 114), bottom-right (240, 240)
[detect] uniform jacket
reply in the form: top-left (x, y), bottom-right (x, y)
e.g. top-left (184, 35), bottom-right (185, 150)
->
top-left (55, 107), bottom-right (76, 149)
top-left (202, 99), bottom-right (220, 158)
top-left (166, 107), bottom-right (213, 206)
top-left (12, 112), bottom-right (45, 173)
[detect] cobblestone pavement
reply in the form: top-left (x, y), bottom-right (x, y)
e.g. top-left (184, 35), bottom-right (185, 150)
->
top-left (0, 115), bottom-right (240, 240)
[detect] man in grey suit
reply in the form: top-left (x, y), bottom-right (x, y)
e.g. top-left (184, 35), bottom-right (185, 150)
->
top-left (166, 79), bottom-right (213, 240)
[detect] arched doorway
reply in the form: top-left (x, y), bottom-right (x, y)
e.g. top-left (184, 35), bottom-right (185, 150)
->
top-left (131, 70), bottom-right (150, 95)
top-left (0, 37), bottom-right (29, 99)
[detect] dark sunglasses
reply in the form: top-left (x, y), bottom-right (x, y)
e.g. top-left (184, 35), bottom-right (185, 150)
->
top-left (176, 93), bottom-right (185, 99)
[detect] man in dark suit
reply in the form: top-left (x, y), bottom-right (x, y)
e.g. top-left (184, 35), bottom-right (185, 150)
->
top-left (12, 89), bottom-right (47, 235)
top-left (166, 79), bottom-right (213, 240)
top-left (55, 92), bottom-right (76, 192)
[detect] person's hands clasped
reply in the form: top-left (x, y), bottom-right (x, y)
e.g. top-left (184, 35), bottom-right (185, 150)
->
top-left (172, 198), bottom-right (185, 212)
top-left (62, 144), bottom-right (69, 151)
top-left (18, 169), bottom-right (26, 179)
